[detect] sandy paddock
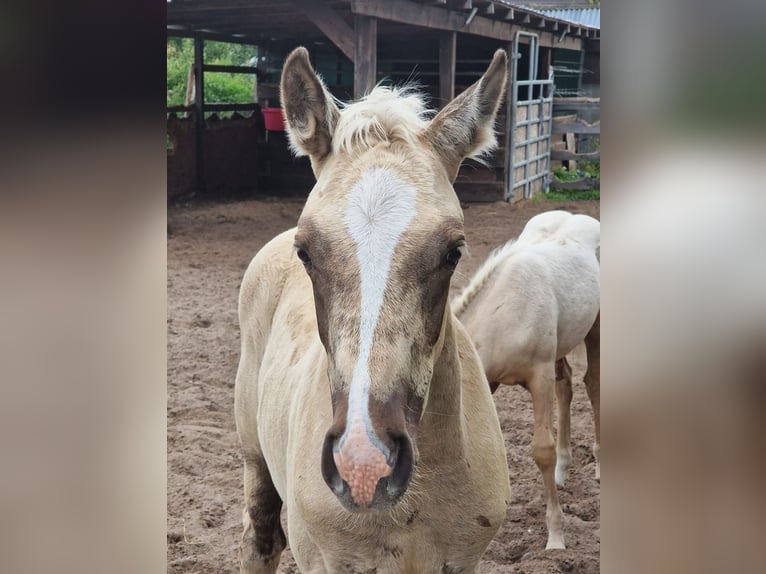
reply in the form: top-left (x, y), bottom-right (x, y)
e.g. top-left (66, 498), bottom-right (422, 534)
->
top-left (168, 197), bottom-right (600, 573)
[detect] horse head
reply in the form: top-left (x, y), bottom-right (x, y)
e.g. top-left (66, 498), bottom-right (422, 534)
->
top-left (280, 47), bottom-right (508, 511)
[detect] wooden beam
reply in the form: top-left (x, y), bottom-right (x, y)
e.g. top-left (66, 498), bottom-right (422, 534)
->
top-left (439, 31), bottom-right (457, 106)
top-left (550, 177), bottom-right (600, 190)
top-left (203, 64), bottom-right (260, 75)
top-left (167, 28), bottom-right (259, 46)
top-left (552, 118), bottom-right (601, 134)
top-left (354, 15), bottom-right (377, 99)
top-left (290, 0), bottom-right (355, 62)
top-left (203, 103), bottom-right (261, 112)
top-left (553, 97), bottom-right (600, 113)
top-left (350, 0), bottom-right (583, 49)
top-left (539, 46), bottom-right (552, 79)
top-left (193, 36), bottom-right (206, 193)
top-left (550, 150), bottom-right (600, 161)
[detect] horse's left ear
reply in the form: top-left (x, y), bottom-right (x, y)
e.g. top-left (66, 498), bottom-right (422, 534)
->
top-left (423, 49), bottom-right (508, 182)
top-left (280, 47), bottom-right (340, 174)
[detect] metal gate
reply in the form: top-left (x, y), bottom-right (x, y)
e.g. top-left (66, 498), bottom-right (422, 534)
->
top-left (505, 31), bottom-right (555, 200)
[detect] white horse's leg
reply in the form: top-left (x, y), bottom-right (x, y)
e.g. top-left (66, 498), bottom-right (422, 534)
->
top-left (529, 365), bottom-right (566, 550)
top-left (554, 357), bottom-right (573, 487)
top-left (240, 453), bottom-right (286, 574)
top-left (584, 314), bottom-right (601, 481)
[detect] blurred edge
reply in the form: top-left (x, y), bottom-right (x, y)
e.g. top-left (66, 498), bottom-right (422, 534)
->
top-left (603, 1), bottom-right (766, 573)
top-left (0, 2), bottom-right (167, 574)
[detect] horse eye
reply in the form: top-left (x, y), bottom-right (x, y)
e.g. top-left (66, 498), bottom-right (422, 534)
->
top-left (445, 247), bottom-right (462, 268)
top-left (296, 248), bottom-right (312, 268)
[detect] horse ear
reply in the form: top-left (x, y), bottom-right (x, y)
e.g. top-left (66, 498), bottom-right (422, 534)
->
top-left (280, 47), bottom-right (340, 172)
top-left (423, 49), bottom-right (508, 182)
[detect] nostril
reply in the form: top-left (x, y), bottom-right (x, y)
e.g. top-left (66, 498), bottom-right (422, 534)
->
top-left (321, 433), bottom-right (344, 495)
top-left (387, 434), bottom-right (414, 497)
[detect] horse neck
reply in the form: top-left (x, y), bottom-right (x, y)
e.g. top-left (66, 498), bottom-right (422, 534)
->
top-left (418, 313), bottom-right (466, 459)
top-left (452, 241), bottom-right (514, 320)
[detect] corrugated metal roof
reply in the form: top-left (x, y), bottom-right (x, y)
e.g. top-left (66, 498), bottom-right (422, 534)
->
top-left (521, 6), bottom-right (600, 29)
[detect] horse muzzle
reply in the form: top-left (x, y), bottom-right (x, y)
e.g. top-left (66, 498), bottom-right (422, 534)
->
top-left (321, 423), bottom-right (415, 511)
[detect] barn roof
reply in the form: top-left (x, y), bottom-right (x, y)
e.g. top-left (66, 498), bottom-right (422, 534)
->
top-left (517, 5), bottom-right (600, 30)
top-left (166, 1), bottom-right (600, 48)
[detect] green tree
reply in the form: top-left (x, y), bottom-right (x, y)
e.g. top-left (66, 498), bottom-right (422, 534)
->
top-left (166, 38), bottom-right (258, 106)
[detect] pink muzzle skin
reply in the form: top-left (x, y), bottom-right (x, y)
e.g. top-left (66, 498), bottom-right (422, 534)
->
top-left (333, 418), bottom-right (393, 507)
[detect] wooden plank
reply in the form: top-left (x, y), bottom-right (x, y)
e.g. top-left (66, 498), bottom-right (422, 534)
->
top-left (354, 15), bottom-right (377, 99)
top-left (194, 36), bottom-right (206, 193)
top-left (550, 150), bottom-right (600, 161)
top-left (439, 31), bottom-right (457, 106)
top-left (553, 99), bottom-right (600, 113)
top-left (203, 64), bottom-right (261, 75)
top-left (167, 28), bottom-right (259, 45)
top-left (291, 0), bottom-right (355, 62)
top-left (550, 177), bottom-right (600, 190)
top-left (350, 0), bottom-right (583, 50)
top-left (565, 132), bottom-right (576, 170)
top-left (539, 46), bottom-right (552, 79)
top-left (551, 119), bottom-right (600, 134)
top-left (554, 97), bottom-right (600, 103)
top-left (203, 103), bottom-right (261, 111)
top-left (184, 63), bottom-right (194, 117)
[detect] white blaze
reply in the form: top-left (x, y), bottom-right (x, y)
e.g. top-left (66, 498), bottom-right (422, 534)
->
top-left (340, 167), bottom-right (417, 456)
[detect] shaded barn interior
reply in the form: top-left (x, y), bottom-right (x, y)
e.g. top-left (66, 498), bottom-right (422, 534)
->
top-left (167, 0), bottom-right (600, 202)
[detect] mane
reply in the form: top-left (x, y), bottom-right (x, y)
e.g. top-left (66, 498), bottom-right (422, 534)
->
top-left (451, 238), bottom-right (519, 317)
top-left (332, 85), bottom-right (433, 154)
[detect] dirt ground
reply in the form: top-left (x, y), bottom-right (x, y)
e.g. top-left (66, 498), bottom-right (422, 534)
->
top-left (168, 197), bottom-right (600, 573)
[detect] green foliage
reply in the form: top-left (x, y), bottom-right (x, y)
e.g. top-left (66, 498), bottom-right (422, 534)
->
top-left (166, 38), bottom-right (258, 106)
top-left (552, 165), bottom-right (579, 181)
top-left (534, 188), bottom-right (600, 202)
top-left (167, 37), bottom-right (194, 106)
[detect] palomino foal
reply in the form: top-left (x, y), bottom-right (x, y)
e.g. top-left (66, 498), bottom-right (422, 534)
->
top-left (235, 48), bottom-right (511, 573)
top-left (453, 210), bottom-right (600, 550)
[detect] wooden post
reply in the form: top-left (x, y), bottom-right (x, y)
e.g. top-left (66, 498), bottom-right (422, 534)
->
top-left (539, 46), bottom-right (552, 79)
top-left (354, 15), bottom-right (377, 99)
top-left (193, 35), bottom-right (206, 194)
top-left (439, 31), bottom-right (456, 107)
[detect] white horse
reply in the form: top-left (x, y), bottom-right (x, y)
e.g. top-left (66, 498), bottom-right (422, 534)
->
top-left (235, 48), bottom-right (511, 572)
top-left (452, 210), bottom-right (600, 549)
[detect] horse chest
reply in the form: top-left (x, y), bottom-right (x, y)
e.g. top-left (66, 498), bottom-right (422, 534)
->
top-left (291, 463), bottom-right (505, 573)
top-left (310, 521), bottom-right (492, 573)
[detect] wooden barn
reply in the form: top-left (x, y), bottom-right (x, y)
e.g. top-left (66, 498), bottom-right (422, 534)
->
top-left (167, 0), bottom-right (600, 202)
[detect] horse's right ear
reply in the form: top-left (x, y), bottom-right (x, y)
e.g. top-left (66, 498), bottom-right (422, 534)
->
top-left (280, 47), bottom-right (340, 173)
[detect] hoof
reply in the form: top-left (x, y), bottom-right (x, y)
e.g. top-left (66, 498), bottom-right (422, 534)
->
top-left (545, 536), bottom-right (566, 550)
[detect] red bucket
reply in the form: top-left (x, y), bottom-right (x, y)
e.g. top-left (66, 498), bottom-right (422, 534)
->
top-left (262, 107), bottom-right (285, 131)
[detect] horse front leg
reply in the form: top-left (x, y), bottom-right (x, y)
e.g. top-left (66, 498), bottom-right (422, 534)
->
top-left (240, 454), bottom-right (286, 574)
top-left (584, 313), bottom-right (601, 481)
top-left (529, 365), bottom-right (565, 550)
top-left (554, 356), bottom-right (573, 487)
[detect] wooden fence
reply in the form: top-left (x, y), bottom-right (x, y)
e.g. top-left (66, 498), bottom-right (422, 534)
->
top-left (550, 97), bottom-right (600, 190)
